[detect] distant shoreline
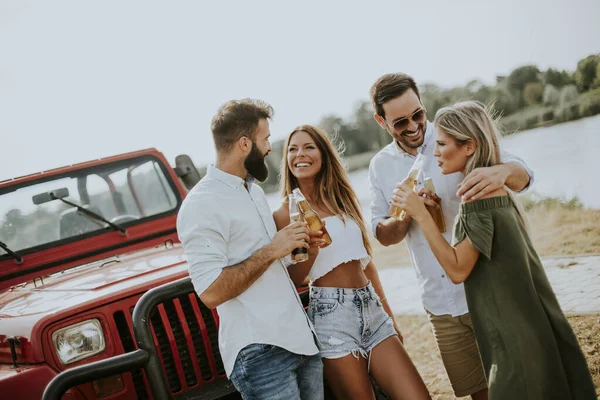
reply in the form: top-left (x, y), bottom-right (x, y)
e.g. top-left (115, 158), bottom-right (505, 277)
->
top-left (256, 113), bottom-right (600, 196)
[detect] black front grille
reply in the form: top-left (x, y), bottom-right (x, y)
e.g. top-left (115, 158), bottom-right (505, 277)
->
top-left (179, 295), bottom-right (213, 381)
top-left (113, 292), bottom-right (225, 397)
top-left (198, 298), bottom-right (225, 376)
top-left (114, 311), bottom-right (149, 399)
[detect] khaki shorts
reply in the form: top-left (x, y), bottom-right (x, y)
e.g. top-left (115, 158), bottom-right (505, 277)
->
top-left (427, 311), bottom-right (488, 397)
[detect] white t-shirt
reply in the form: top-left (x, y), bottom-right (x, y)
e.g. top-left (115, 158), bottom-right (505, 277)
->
top-left (177, 165), bottom-right (318, 376)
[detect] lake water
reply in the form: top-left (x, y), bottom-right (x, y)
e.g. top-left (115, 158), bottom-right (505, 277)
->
top-left (267, 114), bottom-right (600, 213)
top-left (500, 114), bottom-right (600, 208)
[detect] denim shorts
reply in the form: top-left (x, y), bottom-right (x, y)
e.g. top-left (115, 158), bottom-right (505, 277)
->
top-left (307, 282), bottom-right (397, 362)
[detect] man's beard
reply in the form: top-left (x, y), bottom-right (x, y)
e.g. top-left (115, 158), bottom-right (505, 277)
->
top-left (395, 123), bottom-right (425, 149)
top-left (244, 143), bottom-right (269, 182)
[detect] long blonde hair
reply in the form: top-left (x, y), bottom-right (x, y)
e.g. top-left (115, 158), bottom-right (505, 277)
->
top-left (434, 101), bottom-right (528, 227)
top-left (279, 125), bottom-right (372, 256)
top-left (434, 101), bottom-right (502, 177)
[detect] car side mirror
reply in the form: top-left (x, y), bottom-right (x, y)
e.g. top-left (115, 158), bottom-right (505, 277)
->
top-left (174, 154), bottom-right (202, 190)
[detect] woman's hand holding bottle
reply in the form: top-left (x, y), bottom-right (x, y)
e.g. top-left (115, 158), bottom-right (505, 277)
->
top-left (392, 178), bottom-right (434, 222)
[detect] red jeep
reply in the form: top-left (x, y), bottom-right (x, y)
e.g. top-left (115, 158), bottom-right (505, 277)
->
top-left (1, 148), bottom-right (387, 400)
top-left (0, 148), bottom-right (245, 399)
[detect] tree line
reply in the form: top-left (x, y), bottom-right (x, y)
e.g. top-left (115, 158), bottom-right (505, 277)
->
top-left (256, 53), bottom-right (600, 193)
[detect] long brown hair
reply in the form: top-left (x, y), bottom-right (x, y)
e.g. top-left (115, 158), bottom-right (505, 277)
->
top-left (279, 125), bottom-right (372, 256)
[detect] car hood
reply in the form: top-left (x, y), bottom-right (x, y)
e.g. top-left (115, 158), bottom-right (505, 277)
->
top-left (0, 244), bottom-right (190, 363)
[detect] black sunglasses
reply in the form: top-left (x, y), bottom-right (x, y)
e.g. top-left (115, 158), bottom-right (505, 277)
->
top-left (390, 107), bottom-right (427, 132)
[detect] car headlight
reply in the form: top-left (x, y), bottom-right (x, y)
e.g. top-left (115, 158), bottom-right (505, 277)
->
top-left (52, 319), bottom-right (106, 364)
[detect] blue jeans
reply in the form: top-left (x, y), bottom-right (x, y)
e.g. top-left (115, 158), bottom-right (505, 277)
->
top-left (229, 344), bottom-right (323, 400)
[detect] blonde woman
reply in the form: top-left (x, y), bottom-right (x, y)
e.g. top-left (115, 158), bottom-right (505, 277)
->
top-left (273, 125), bottom-right (430, 400)
top-left (394, 101), bottom-right (595, 399)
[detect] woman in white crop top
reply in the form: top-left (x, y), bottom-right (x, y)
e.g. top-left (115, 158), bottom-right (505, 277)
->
top-left (273, 125), bottom-right (430, 400)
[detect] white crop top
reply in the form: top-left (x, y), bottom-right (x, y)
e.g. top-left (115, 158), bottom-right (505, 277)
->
top-left (308, 215), bottom-right (371, 282)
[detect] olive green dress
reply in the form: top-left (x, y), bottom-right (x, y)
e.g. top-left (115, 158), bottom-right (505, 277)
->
top-left (452, 196), bottom-right (595, 400)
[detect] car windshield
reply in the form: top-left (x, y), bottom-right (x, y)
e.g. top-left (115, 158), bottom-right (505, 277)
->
top-left (0, 156), bottom-right (179, 256)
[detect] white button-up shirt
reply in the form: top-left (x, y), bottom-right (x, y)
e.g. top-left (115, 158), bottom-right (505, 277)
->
top-left (369, 122), bottom-right (534, 317)
top-left (177, 166), bottom-right (318, 377)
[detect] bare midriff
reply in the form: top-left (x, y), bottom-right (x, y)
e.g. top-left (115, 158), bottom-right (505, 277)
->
top-left (312, 259), bottom-right (369, 289)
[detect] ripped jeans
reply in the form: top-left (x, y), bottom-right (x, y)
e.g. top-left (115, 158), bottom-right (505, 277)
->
top-left (307, 282), bottom-right (397, 367)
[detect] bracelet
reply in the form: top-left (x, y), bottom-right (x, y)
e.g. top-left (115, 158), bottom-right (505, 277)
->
top-left (380, 297), bottom-right (388, 303)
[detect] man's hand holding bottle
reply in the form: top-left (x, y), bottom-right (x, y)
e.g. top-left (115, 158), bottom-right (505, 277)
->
top-left (268, 222), bottom-right (327, 260)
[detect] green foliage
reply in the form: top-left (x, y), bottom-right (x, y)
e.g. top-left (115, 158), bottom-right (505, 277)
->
top-left (594, 63), bottom-right (600, 89)
top-left (492, 87), bottom-right (520, 115)
top-left (543, 68), bottom-right (573, 88)
top-left (555, 102), bottom-right (580, 123)
top-left (472, 84), bottom-right (495, 105)
top-left (524, 113), bottom-right (540, 127)
top-left (500, 105), bottom-right (552, 132)
top-left (319, 114), bottom-right (344, 138)
top-left (352, 101), bottom-right (389, 150)
top-left (579, 90), bottom-right (600, 117)
top-left (543, 84), bottom-right (560, 106)
top-left (506, 65), bottom-right (541, 106)
top-left (574, 54), bottom-right (600, 92)
top-left (541, 109), bottom-right (554, 122)
top-left (559, 84), bottom-right (580, 106)
top-left (569, 103), bottom-right (581, 120)
top-left (523, 82), bottom-right (544, 106)
top-left (501, 83), bottom-right (600, 132)
top-left (507, 65), bottom-right (541, 91)
top-left (419, 83), bottom-right (450, 119)
top-left (581, 87), bottom-right (600, 99)
top-left (420, 80), bottom-right (522, 118)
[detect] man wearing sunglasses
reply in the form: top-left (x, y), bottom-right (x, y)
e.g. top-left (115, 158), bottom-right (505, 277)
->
top-left (367, 73), bottom-right (534, 400)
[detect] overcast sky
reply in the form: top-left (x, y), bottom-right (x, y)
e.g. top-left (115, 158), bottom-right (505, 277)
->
top-left (1, 0), bottom-right (599, 180)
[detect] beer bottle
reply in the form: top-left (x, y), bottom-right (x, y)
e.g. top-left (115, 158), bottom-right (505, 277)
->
top-left (389, 153), bottom-right (427, 220)
top-left (288, 194), bottom-right (309, 262)
top-left (423, 177), bottom-right (446, 233)
top-left (292, 188), bottom-right (332, 247)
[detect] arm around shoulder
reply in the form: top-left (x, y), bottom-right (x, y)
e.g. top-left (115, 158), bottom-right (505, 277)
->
top-left (500, 149), bottom-right (534, 193)
top-left (502, 162), bottom-right (531, 193)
